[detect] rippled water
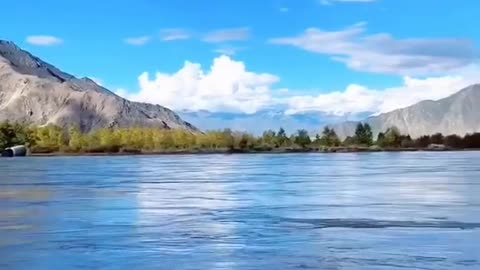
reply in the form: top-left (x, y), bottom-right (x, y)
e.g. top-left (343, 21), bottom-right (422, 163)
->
top-left (1, 152), bottom-right (480, 269)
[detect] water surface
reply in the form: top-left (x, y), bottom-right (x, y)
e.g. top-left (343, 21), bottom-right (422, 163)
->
top-left (1, 152), bottom-right (479, 269)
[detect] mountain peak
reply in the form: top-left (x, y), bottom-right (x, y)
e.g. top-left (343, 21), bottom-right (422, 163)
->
top-left (0, 39), bottom-right (74, 82)
top-left (0, 41), bottom-right (197, 133)
top-left (0, 40), bottom-right (20, 49)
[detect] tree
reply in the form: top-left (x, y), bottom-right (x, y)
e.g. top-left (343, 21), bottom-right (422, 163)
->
top-left (354, 123), bottom-right (373, 146)
top-left (376, 132), bottom-right (385, 146)
top-left (343, 136), bottom-right (356, 146)
top-left (320, 127), bottom-right (340, 146)
top-left (382, 127), bottom-right (402, 147)
top-left (415, 135), bottom-right (431, 148)
top-left (294, 129), bottom-right (311, 148)
top-left (430, 133), bottom-right (444, 145)
top-left (238, 133), bottom-right (255, 150)
top-left (157, 130), bottom-right (175, 149)
top-left (0, 122), bottom-right (17, 149)
top-left (33, 124), bottom-right (65, 152)
top-left (313, 134), bottom-right (321, 145)
top-left (463, 133), bottom-right (480, 148)
top-left (276, 127), bottom-right (290, 147)
top-left (222, 129), bottom-right (235, 150)
top-left (363, 123), bottom-right (373, 146)
top-left (68, 126), bottom-right (84, 151)
top-left (400, 135), bottom-right (414, 148)
top-left (444, 134), bottom-right (463, 148)
top-left (261, 129), bottom-right (277, 147)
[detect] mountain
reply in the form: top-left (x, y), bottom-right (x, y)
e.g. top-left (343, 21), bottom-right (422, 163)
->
top-left (0, 40), bottom-right (197, 132)
top-left (332, 84), bottom-right (480, 139)
top-left (178, 109), bottom-right (368, 135)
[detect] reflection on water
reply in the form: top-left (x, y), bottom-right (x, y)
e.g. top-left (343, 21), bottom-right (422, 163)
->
top-left (0, 152), bottom-right (479, 269)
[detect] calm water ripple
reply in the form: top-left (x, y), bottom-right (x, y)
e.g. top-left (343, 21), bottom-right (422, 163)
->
top-left (1, 152), bottom-right (479, 269)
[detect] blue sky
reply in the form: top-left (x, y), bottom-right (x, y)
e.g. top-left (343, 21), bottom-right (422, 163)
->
top-left (1, 0), bottom-right (479, 116)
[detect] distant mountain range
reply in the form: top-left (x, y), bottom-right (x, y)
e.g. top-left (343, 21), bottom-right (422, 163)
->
top-left (180, 84), bottom-right (480, 138)
top-left (331, 84), bottom-right (480, 138)
top-left (0, 40), bottom-right (197, 132)
top-left (178, 110), bottom-right (369, 135)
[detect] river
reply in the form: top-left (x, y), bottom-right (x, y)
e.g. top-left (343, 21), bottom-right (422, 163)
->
top-left (1, 152), bottom-right (479, 269)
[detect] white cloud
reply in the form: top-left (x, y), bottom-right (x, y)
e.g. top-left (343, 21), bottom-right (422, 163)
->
top-left (115, 88), bottom-right (129, 98)
top-left (213, 47), bottom-right (245, 56)
top-left (160, 29), bottom-right (191, 41)
top-left (116, 55), bottom-right (480, 117)
top-left (203, 28), bottom-right (250, 43)
top-left (124, 36), bottom-right (151, 46)
top-left (285, 65), bottom-right (480, 116)
top-left (270, 23), bottom-right (477, 76)
top-left (121, 56), bottom-right (279, 114)
top-left (26, 35), bottom-right (63, 46)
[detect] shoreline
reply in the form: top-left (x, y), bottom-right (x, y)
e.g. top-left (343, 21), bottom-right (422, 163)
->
top-left (26, 147), bottom-right (480, 157)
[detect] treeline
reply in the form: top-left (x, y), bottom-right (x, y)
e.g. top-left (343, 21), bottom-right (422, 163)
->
top-left (345, 124), bottom-right (480, 149)
top-left (1, 121), bottom-right (480, 154)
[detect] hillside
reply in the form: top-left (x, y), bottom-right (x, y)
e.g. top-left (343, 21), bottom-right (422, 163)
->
top-left (0, 40), bottom-right (197, 132)
top-left (332, 84), bottom-right (480, 138)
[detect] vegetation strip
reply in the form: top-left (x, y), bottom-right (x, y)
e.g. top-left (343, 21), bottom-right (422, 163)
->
top-left (1, 122), bottom-right (479, 155)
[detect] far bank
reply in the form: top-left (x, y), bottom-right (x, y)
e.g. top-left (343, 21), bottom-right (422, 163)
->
top-left (25, 146), bottom-right (480, 157)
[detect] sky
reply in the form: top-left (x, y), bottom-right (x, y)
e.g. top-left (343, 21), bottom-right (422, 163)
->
top-left (1, 0), bottom-right (479, 117)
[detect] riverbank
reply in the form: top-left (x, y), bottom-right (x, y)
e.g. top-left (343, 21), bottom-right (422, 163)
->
top-left (26, 146), bottom-right (480, 157)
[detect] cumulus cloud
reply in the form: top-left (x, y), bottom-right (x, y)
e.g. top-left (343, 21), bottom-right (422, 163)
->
top-left (122, 56), bottom-right (279, 114)
top-left (269, 23), bottom-right (477, 76)
top-left (203, 28), bottom-right (250, 43)
top-left (26, 35), bottom-right (63, 46)
top-left (285, 66), bottom-right (480, 116)
top-left (124, 36), bottom-right (151, 46)
top-left (161, 29), bottom-right (191, 41)
top-left (117, 56), bottom-right (479, 117)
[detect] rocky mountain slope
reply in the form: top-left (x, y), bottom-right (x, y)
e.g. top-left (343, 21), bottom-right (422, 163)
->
top-left (0, 40), bottom-right (197, 132)
top-left (332, 84), bottom-right (480, 139)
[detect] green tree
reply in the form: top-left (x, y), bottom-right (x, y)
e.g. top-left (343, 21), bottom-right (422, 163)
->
top-left (33, 124), bottom-right (65, 152)
top-left (276, 127), bottom-right (290, 147)
top-left (261, 129), bottom-right (277, 147)
top-left (222, 129), bottom-right (235, 150)
top-left (0, 122), bottom-right (17, 149)
top-left (237, 133), bottom-right (256, 150)
top-left (355, 123), bottom-right (373, 146)
top-left (320, 127), bottom-right (340, 146)
top-left (68, 126), bottom-right (84, 151)
top-left (376, 132), bottom-right (385, 146)
top-left (380, 127), bottom-right (402, 147)
top-left (313, 134), bottom-right (321, 145)
top-left (294, 129), bottom-right (311, 148)
top-left (343, 136), bottom-right (356, 146)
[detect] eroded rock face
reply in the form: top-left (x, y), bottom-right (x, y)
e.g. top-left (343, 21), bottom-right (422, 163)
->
top-left (0, 40), bottom-right (197, 132)
top-left (332, 84), bottom-right (480, 139)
